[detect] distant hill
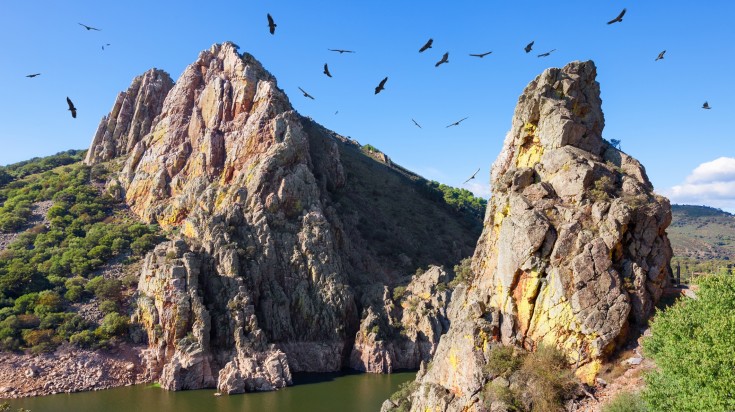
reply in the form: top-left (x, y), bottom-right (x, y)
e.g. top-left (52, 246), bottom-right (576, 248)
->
top-left (669, 204), bottom-right (735, 261)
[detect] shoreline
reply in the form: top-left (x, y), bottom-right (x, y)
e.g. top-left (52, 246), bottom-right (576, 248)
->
top-left (0, 343), bottom-right (148, 399)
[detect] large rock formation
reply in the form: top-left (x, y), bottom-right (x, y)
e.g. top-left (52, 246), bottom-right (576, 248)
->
top-left (88, 43), bottom-right (482, 393)
top-left (84, 69), bottom-right (174, 165)
top-left (400, 61), bottom-right (672, 411)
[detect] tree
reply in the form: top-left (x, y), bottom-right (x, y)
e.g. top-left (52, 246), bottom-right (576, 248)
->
top-left (643, 274), bottom-right (735, 411)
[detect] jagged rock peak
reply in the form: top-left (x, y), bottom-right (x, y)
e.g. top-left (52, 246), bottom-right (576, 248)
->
top-left (399, 61), bottom-right (672, 412)
top-left (85, 68), bottom-right (174, 165)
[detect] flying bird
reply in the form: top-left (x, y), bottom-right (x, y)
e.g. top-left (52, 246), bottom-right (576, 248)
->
top-left (78, 23), bottom-right (100, 31)
top-left (524, 41), bottom-right (534, 53)
top-left (607, 8), bottom-right (626, 25)
top-left (25, 73), bottom-right (41, 78)
top-left (435, 52), bottom-right (449, 67)
top-left (537, 49), bottom-right (557, 58)
top-left (446, 117), bottom-right (468, 128)
top-left (329, 49), bottom-right (355, 54)
top-left (323, 63), bottom-right (332, 77)
top-left (66, 97), bottom-right (77, 118)
top-left (419, 38), bottom-right (433, 53)
top-left (412, 119), bottom-right (422, 129)
top-left (298, 87), bottom-right (314, 100)
top-left (469, 51), bottom-right (493, 58)
top-left (267, 14), bottom-right (277, 34)
top-left (702, 101), bottom-right (711, 110)
top-left (463, 168), bottom-right (481, 184)
top-left (374, 77), bottom-right (388, 94)
top-left (102, 43), bottom-right (111, 50)
top-left (655, 50), bottom-right (666, 61)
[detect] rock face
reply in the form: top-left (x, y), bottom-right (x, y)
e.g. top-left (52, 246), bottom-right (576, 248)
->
top-left (85, 69), bottom-right (174, 165)
top-left (402, 61), bottom-right (672, 411)
top-left (89, 43), bottom-right (481, 393)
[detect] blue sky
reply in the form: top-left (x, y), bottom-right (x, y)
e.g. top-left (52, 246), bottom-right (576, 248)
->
top-left (1, 1), bottom-right (734, 210)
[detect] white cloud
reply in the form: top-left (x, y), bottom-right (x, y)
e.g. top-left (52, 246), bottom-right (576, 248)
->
top-left (464, 181), bottom-right (492, 199)
top-left (665, 157), bottom-right (735, 212)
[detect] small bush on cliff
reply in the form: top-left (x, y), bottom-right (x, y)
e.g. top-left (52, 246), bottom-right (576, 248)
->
top-left (603, 392), bottom-right (647, 412)
top-left (642, 274), bottom-right (735, 411)
top-left (519, 345), bottom-right (578, 412)
top-left (388, 380), bottom-right (417, 412)
top-left (484, 345), bottom-right (523, 378)
top-left (449, 257), bottom-right (473, 288)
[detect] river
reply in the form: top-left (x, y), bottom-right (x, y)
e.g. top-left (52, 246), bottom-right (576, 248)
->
top-left (5, 371), bottom-right (415, 412)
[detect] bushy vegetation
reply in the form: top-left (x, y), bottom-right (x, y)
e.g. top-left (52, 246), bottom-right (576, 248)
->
top-left (482, 345), bottom-right (578, 412)
top-left (642, 274), bottom-right (735, 411)
top-left (0, 159), bottom-right (161, 353)
top-left (0, 150), bottom-right (85, 187)
top-left (426, 181), bottom-right (487, 221)
top-left (449, 257), bottom-right (473, 288)
top-left (388, 380), bottom-right (417, 412)
top-left (603, 392), bottom-right (647, 412)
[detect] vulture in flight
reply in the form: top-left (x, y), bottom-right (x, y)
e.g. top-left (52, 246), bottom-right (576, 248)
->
top-left (267, 14), bottom-right (277, 34)
top-left (419, 38), bottom-right (433, 53)
top-left (102, 43), bottom-right (111, 50)
top-left (435, 52), bottom-right (449, 67)
top-left (537, 49), bottom-right (556, 58)
top-left (702, 101), bottom-right (711, 110)
top-left (298, 87), bottom-right (315, 100)
top-left (463, 168), bottom-right (481, 184)
top-left (469, 51), bottom-right (492, 58)
top-left (78, 23), bottom-right (100, 31)
top-left (607, 8), bottom-right (626, 25)
top-left (446, 117), bottom-right (468, 128)
top-left (329, 49), bottom-right (355, 54)
top-left (374, 77), bottom-right (388, 94)
top-left (524, 41), bottom-right (534, 53)
top-left (655, 50), bottom-right (666, 61)
top-left (323, 63), bottom-right (332, 77)
top-left (25, 73), bottom-right (41, 78)
top-left (66, 97), bottom-right (77, 118)
top-left (412, 119), bottom-right (422, 129)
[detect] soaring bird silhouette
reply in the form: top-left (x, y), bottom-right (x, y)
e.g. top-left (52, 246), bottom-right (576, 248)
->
top-left (412, 119), bottom-right (422, 129)
top-left (463, 168), bottom-right (481, 184)
top-left (323, 63), bottom-right (332, 78)
top-left (607, 8), bottom-right (626, 24)
top-left (435, 52), bottom-right (449, 67)
top-left (702, 101), bottom-right (711, 110)
top-left (298, 87), bottom-right (314, 100)
top-left (25, 73), bottom-right (41, 78)
top-left (655, 50), bottom-right (666, 61)
top-left (446, 117), bottom-right (468, 128)
top-left (524, 41), bottom-right (534, 53)
top-left (419, 38), bottom-right (433, 53)
top-left (267, 14), bottom-right (277, 34)
top-left (469, 51), bottom-right (493, 58)
top-left (102, 43), bottom-right (111, 50)
top-left (374, 77), bottom-right (388, 94)
top-left (537, 49), bottom-right (557, 58)
top-left (78, 23), bottom-right (100, 31)
top-left (66, 97), bottom-right (77, 118)
top-left (329, 49), bottom-right (355, 54)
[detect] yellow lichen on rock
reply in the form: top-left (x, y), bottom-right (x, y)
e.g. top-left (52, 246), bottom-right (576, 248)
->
top-left (516, 135), bottom-right (544, 168)
top-left (575, 359), bottom-right (601, 385)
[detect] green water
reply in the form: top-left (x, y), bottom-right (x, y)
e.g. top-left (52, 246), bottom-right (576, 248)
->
top-left (5, 371), bottom-right (415, 412)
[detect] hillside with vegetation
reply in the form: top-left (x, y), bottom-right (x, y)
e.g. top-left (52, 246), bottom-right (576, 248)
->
top-left (668, 204), bottom-right (735, 281)
top-left (0, 152), bottom-right (161, 354)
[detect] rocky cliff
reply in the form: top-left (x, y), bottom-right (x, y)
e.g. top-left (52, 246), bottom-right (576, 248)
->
top-left (398, 61), bottom-right (672, 411)
top-left (84, 69), bottom-right (174, 165)
top-left (87, 42), bottom-right (482, 393)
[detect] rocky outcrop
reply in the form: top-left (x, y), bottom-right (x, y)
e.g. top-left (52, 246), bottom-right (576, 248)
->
top-left (350, 266), bottom-right (452, 373)
top-left (401, 61), bottom-right (672, 411)
top-left (85, 69), bottom-right (174, 165)
top-left (90, 43), bottom-right (481, 393)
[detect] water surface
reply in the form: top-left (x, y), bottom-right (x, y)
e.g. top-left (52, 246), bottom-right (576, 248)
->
top-left (7, 371), bottom-right (415, 412)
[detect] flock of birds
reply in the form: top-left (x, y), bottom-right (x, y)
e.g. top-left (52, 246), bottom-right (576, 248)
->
top-left (23, 9), bottom-right (714, 187)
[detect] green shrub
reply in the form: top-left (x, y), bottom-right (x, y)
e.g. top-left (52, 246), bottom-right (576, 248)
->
top-left (69, 329), bottom-right (96, 348)
top-left (484, 345), bottom-right (523, 378)
top-left (392, 286), bottom-right (407, 301)
top-left (603, 392), bottom-right (647, 412)
top-left (642, 274), bottom-right (735, 411)
top-left (449, 257), bottom-right (473, 288)
top-left (99, 300), bottom-right (118, 314)
top-left (98, 312), bottom-right (129, 338)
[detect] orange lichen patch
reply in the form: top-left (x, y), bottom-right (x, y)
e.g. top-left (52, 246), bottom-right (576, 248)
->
top-left (162, 206), bottom-right (189, 227)
top-left (511, 270), bottom-right (542, 336)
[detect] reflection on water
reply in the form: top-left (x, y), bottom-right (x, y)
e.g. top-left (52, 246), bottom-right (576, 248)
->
top-left (7, 371), bottom-right (416, 412)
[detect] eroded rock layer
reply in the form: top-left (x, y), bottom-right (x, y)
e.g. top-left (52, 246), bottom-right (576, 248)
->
top-left (403, 61), bottom-right (672, 411)
top-left (88, 42), bottom-right (481, 393)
